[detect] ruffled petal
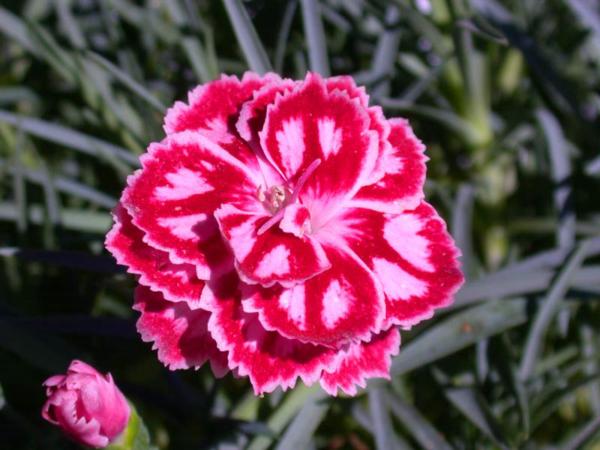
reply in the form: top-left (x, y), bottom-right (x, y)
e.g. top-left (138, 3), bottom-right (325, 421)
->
top-left (164, 72), bottom-right (281, 134)
top-left (324, 75), bottom-right (369, 106)
top-left (236, 78), bottom-right (297, 142)
top-left (259, 73), bottom-right (378, 227)
top-left (105, 204), bottom-right (204, 306)
top-left (134, 285), bottom-right (228, 375)
top-left (241, 244), bottom-right (385, 347)
top-left (324, 78), bottom-right (391, 185)
top-left (350, 118), bottom-right (427, 213)
top-left (215, 204), bottom-right (330, 287)
top-left (320, 327), bottom-right (400, 396)
top-left (122, 131), bottom-right (260, 276)
top-left (202, 272), bottom-right (338, 394)
top-left (333, 203), bottom-right (464, 329)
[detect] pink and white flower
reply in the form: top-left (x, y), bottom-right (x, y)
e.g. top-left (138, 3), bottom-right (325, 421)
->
top-left (106, 72), bottom-right (463, 395)
top-left (42, 360), bottom-right (130, 448)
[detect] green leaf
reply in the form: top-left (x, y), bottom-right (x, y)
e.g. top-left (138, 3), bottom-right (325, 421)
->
top-left (561, 414), bottom-right (600, 450)
top-left (0, 110), bottom-right (138, 166)
top-left (388, 391), bottom-right (453, 450)
top-left (536, 108), bottom-right (574, 248)
top-left (435, 373), bottom-right (510, 449)
top-left (108, 404), bottom-right (157, 450)
top-left (391, 298), bottom-right (528, 377)
top-left (86, 52), bottom-right (166, 112)
top-left (368, 386), bottom-right (404, 450)
top-left (300, 0), bottom-right (330, 76)
top-left (519, 241), bottom-right (591, 381)
top-left (248, 385), bottom-right (324, 450)
top-left (274, 395), bottom-right (329, 450)
top-left (222, 0), bottom-right (272, 74)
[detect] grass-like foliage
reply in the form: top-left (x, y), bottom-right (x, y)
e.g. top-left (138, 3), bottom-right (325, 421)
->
top-left (1, 0), bottom-right (600, 448)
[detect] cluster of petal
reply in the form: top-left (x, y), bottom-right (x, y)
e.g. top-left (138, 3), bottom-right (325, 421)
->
top-left (41, 360), bottom-right (130, 448)
top-left (106, 72), bottom-right (463, 395)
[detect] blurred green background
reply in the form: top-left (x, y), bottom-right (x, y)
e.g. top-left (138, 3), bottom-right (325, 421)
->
top-left (1, 0), bottom-right (600, 448)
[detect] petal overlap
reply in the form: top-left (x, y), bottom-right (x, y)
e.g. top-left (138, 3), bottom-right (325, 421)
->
top-left (351, 118), bottom-right (427, 213)
top-left (202, 272), bottom-right (338, 394)
top-left (335, 203), bottom-right (464, 329)
top-left (215, 204), bottom-right (331, 287)
top-left (241, 245), bottom-right (385, 347)
top-left (259, 73), bottom-right (378, 226)
top-left (122, 131), bottom-right (259, 276)
top-left (134, 285), bottom-right (228, 375)
top-left (106, 204), bottom-right (204, 306)
top-left (106, 71), bottom-right (463, 396)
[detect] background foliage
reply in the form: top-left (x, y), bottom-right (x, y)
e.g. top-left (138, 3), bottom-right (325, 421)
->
top-left (1, 0), bottom-right (600, 448)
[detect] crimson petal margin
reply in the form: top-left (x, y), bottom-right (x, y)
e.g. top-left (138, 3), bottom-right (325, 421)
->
top-left (122, 131), bottom-right (261, 277)
top-left (241, 244), bottom-right (386, 347)
top-left (134, 285), bottom-right (228, 375)
top-left (164, 72), bottom-right (281, 135)
top-left (321, 327), bottom-right (400, 396)
top-left (259, 73), bottom-right (378, 227)
top-left (350, 118), bottom-right (427, 213)
top-left (215, 204), bottom-right (331, 287)
top-left (201, 272), bottom-right (338, 394)
top-left (336, 202), bottom-right (464, 329)
top-left (105, 204), bottom-right (205, 307)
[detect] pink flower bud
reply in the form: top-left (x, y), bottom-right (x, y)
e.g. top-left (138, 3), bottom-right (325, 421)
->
top-left (42, 360), bottom-right (130, 448)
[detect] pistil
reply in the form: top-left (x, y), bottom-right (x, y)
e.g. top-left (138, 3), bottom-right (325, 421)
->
top-left (257, 159), bottom-right (321, 235)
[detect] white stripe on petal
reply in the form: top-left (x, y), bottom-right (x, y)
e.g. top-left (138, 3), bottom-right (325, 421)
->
top-left (226, 218), bottom-right (258, 261)
top-left (278, 284), bottom-right (306, 328)
top-left (318, 118), bottom-right (342, 158)
top-left (372, 257), bottom-right (427, 300)
top-left (255, 245), bottom-right (291, 278)
top-left (154, 168), bottom-right (213, 201)
top-left (322, 280), bottom-right (350, 329)
top-left (276, 118), bottom-right (305, 175)
top-left (384, 214), bottom-right (434, 272)
top-left (157, 213), bottom-right (209, 240)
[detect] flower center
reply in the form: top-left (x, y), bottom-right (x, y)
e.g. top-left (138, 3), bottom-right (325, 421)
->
top-left (258, 185), bottom-right (291, 214)
top-left (256, 159), bottom-right (322, 236)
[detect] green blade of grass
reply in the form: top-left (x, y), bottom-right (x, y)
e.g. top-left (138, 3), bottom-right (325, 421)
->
top-left (388, 391), bottom-right (453, 450)
top-left (54, 0), bottom-right (86, 49)
top-left (87, 51), bottom-right (166, 112)
top-left (519, 241), bottom-right (591, 381)
top-left (0, 6), bottom-right (37, 52)
top-left (164, 0), bottom-right (216, 82)
top-left (0, 110), bottom-right (138, 165)
top-left (247, 385), bottom-right (324, 450)
top-left (0, 202), bottom-right (111, 233)
top-left (274, 0), bottom-right (298, 73)
top-left (435, 374), bottom-right (510, 449)
top-left (391, 298), bottom-right (528, 376)
top-left (368, 386), bottom-right (404, 450)
top-left (536, 108), bottom-right (574, 249)
top-left (562, 414), bottom-right (600, 450)
top-left (3, 156), bottom-right (117, 207)
top-left (222, 0), bottom-right (272, 74)
top-left (300, 0), bottom-right (330, 76)
top-left (274, 395), bottom-right (329, 450)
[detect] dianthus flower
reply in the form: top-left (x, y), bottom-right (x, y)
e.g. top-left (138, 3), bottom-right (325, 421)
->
top-left (106, 72), bottom-right (463, 395)
top-left (42, 360), bottom-right (130, 448)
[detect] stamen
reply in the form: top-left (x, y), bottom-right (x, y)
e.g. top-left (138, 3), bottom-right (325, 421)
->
top-left (288, 159), bottom-right (322, 204)
top-left (257, 159), bottom-right (322, 236)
